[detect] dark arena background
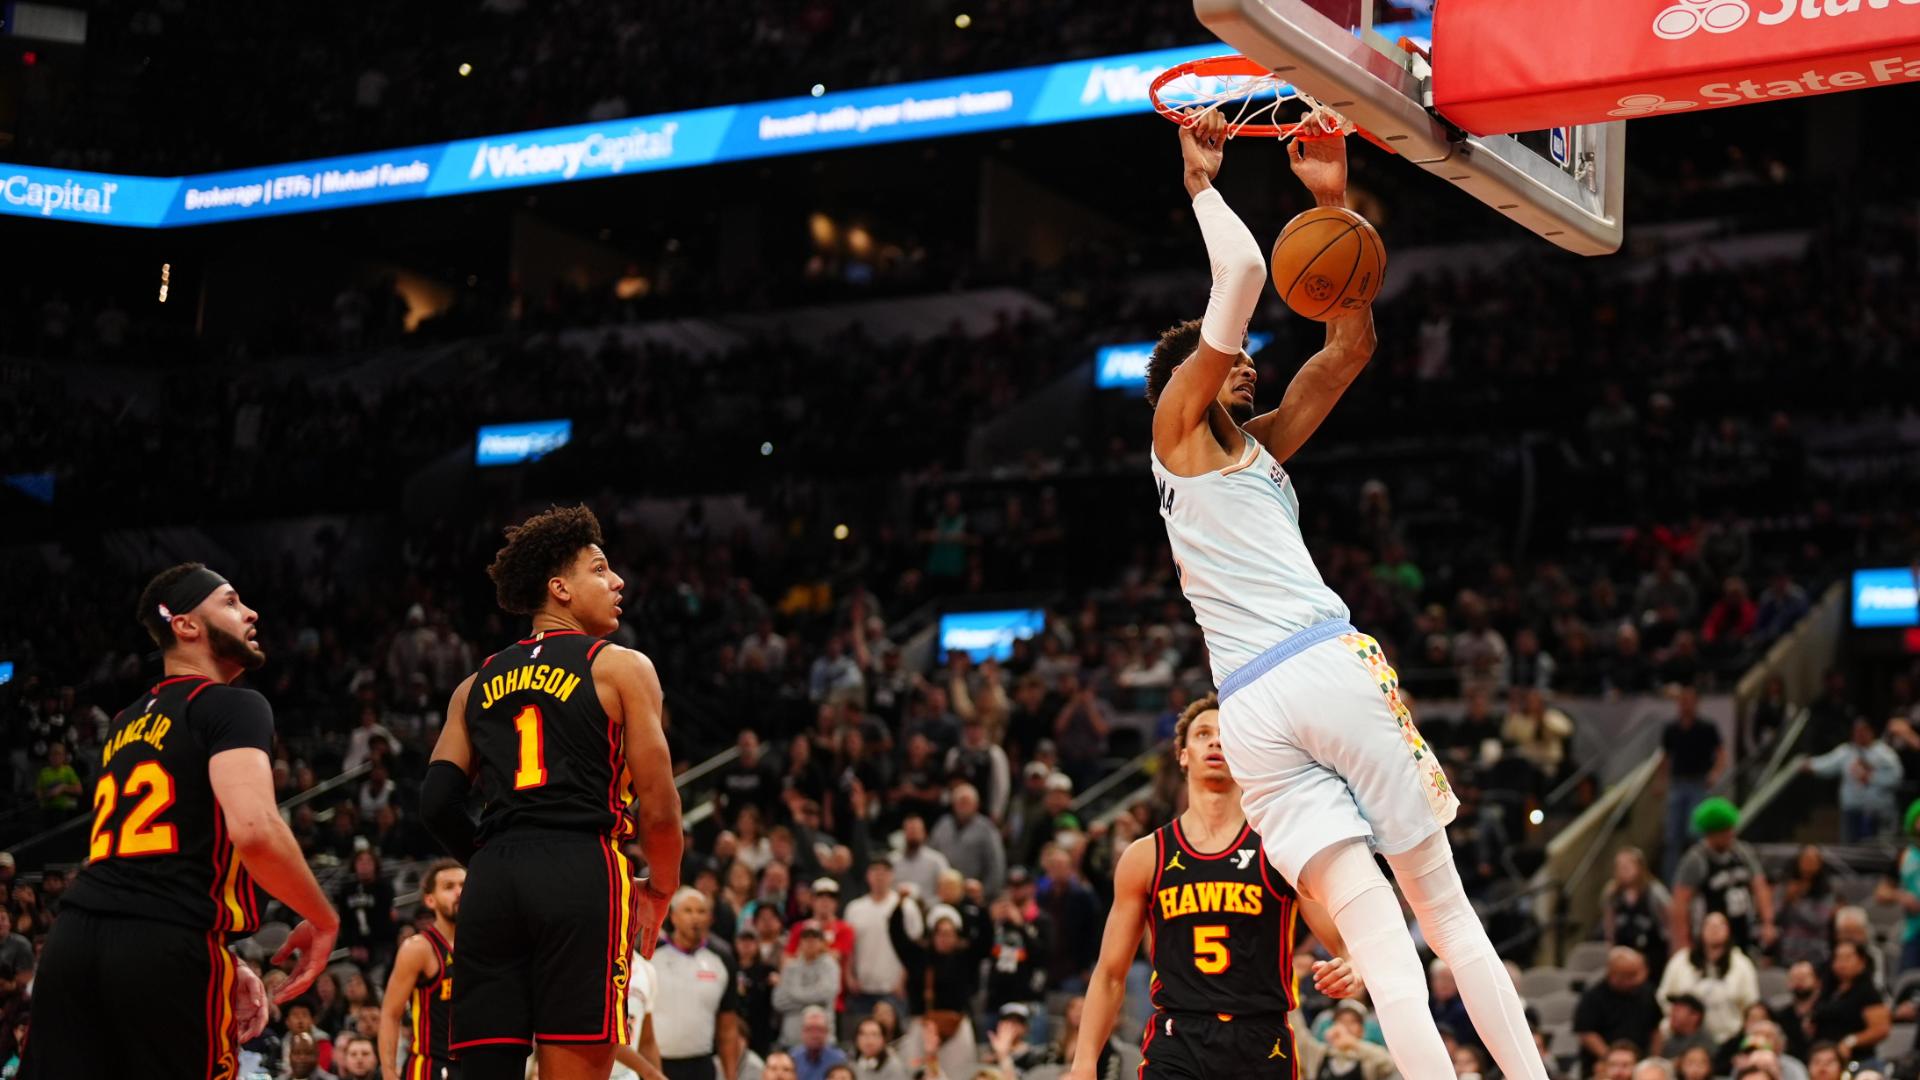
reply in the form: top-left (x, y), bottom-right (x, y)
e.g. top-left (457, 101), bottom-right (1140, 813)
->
top-left (3, 1), bottom-right (1920, 1078)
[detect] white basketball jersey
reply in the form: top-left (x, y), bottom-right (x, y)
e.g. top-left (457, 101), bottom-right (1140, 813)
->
top-left (1151, 432), bottom-right (1350, 687)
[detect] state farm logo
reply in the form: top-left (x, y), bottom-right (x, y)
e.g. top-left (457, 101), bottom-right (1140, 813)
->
top-left (1653, 0), bottom-right (1751, 39)
top-left (1654, 0), bottom-right (1920, 40)
top-left (1609, 92), bottom-right (1700, 115)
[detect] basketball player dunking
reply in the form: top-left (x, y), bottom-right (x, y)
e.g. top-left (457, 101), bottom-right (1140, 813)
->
top-left (23, 563), bottom-right (340, 1080)
top-left (1144, 112), bottom-right (1546, 1079)
top-left (1067, 695), bottom-right (1358, 1080)
top-left (421, 505), bottom-right (684, 1080)
top-left (379, 858), bottom-right (467, 1080)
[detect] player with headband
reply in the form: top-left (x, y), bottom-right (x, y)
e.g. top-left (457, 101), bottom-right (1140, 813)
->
top-left (24, 563), bottom-right (340, 1080)
top-left (1142, 111), bottom-right (1547, 1079)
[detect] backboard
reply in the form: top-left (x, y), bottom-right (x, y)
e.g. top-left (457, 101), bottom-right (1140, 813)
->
top-left (1194, 0), bottom-right (1627, 256)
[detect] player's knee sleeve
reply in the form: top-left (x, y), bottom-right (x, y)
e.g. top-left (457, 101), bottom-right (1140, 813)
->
top-left (1298, 837), bottom-right (1389, 917)
top-left (1385, 833), bottom-right (1489, 961)
top-left (456, 1045), bottom-right (526, 1080)
top-left (1303, 841), bottom-right (1425, 1005)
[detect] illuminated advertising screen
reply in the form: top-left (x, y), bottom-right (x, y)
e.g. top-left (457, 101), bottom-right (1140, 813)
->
top-left (475, 420), bottom-right (572, 467)
top-left (938, 609), bottom-right (1047, 663)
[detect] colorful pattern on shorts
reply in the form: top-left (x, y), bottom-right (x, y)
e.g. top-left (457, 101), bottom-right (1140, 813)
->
top-left (1340, 631), bottom-right (1457, 822)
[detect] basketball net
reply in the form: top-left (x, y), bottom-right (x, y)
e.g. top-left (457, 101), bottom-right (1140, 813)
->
top-left (1152, 55), bottom-right (1392, 153)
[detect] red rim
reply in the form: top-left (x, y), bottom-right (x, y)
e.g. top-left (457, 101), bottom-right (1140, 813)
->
top-left (1149, 53), bottom-right (1395, 153)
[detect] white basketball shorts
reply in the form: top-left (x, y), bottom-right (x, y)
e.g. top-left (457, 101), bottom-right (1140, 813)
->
top-left (1216, 620), bottom-right (1461, 885)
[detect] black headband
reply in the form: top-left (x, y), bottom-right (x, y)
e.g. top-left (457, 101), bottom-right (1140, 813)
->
top-left (154, 567), bottom-right (230, 623)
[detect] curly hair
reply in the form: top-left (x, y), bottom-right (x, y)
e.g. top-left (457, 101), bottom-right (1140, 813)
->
top-left (486, 504), bottom-right (605, 615)
top-left (1173, 693), bottom-right (1220, 757)
top-left (1144, 319), bottom-right (1205, 408)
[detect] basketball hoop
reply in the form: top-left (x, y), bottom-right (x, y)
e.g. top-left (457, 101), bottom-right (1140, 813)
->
top-left (1150, 55), bottom-right (1394, 153)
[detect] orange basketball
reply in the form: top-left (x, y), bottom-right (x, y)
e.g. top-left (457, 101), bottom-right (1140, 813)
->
top-left (1270, 206), bottom-right (1386, 322)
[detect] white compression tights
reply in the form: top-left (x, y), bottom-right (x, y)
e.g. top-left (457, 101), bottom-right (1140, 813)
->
top-left (1298, 834), bottom-right (1547, 1080)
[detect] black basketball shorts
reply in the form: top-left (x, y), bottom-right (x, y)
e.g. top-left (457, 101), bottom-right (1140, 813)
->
top-left (453, 830), bottom-right (635, 1051)
top-left (1139, 1010), bottom-right (1299, 1080)
top-left (21, 906), bottom-right (242, 1080)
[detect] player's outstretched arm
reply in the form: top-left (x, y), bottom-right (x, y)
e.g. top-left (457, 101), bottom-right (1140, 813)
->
top-left (208, 743), bottom-right (340, 1003)
top-left (1153, 109), bottom-right (1267, 463)
top-left (1245, 137), bottom-right (1377, 465)
top-left (420, 675), bottom-right (479, 864)
top-left (604, 645), bottom-right (684, 951)
top-left (1066, 836), bottom-right (1156, 1080)
top-left (377, 934), bottom-right (430, 1080)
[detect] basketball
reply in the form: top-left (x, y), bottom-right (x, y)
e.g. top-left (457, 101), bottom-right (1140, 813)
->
top-left (1270, 206), bottom-right (1386, 321)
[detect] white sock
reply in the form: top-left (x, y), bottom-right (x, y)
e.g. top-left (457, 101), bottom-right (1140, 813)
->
top-left (1301, 839), bottom-right (1456, 1079)
top-left (1387, 832), bottom-right (1548, 1080)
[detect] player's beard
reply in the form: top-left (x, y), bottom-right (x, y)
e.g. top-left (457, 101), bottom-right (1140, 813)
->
top-left (1227, 399), bottom-right (1255, 425)
top-left (208, 623), bottom-right (267, 671)
top-left (441, 902), bottom-right (459, 924)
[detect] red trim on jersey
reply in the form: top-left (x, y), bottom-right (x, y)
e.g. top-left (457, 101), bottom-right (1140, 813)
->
top-left (586, 639), bottom-right (610, 661)
top-left (186, 679), bottom-right (217, 702)
top-left (450, 1037), bottom-right (533, 1050)
top-left (1149, 830), bottom-right (1167, 898)
top-left (594, 837), bottom-right (620, 1042)
top-left (1258, 853), bottom-right (1290, 903)
top-left (1170, 819), bottom-right (1253, 861)
top-left (151, 674), bottom-right (209, 693)
top-left (203, 933), bottom-right (219, 1077)
top-left (605, 687), bottom-right (628, 837)
top-left (208, 802), bottom-right (231, 933)
top-left (1138, 1014), bottom-right (1157, 1080)
top-left (536, 1031), bottom-right (624, 1043)
top-left (518, 629), bottom-right (588, 645)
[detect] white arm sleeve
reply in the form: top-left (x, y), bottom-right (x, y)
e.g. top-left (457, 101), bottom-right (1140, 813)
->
top-left (1192, 186), bottom-right (1268, 356)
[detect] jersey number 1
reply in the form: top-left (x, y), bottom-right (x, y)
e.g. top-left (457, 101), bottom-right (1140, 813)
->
top-left (512, 705), bottom-right (549, 790)
top-left (88, 761), bottom-right (180, 862)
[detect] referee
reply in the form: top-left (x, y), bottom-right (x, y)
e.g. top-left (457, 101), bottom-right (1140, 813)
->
top-left (654, 889), bottom-right (742, 1080)
top-left (22, 563), bottom-right (340, 1079)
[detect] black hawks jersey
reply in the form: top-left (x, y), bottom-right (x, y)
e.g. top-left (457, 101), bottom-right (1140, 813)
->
top-left (467, 629), bottom-right (635, 844)
top-left (63, 674), bottom-right (273, 936)
top-left (1145, 818), bottom-right (1297, 1018)
top-left (405, 926), bottom-right (455, 1072)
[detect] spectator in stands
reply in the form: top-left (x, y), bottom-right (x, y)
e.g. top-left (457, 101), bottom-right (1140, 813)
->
top-left (1662, 688), bottom-right (1726, 880)
top-left (1774, 962), bottom-right (1823, 1062)
top-left (32, 742), bottom-right (81, 828)
top-left (1502, 687), bottom-right (1576, 792)
top-left (1671, 798), bottom-right (1775, 953)
top-left (340, 705), bottom-right (396, 774)
top-left (741, 618), bottom-right (790, 676)
top-left (1753, 571), bottom-right (1811, 646)
top-left (1035, 843), bottom-right (1098, 993)
top-left (811, 635), bottom-right (865, 706)
top-left (1506, 627), bottom-right (1557, 691)
top-left (1809, 941), bottom-right (1890, 1064)
top-left (945, 719), bottom-right (1010, 820)
top-left (655, 888), bottom-right (744, 1080)
top-left (1596, 1040), bottom-right (1642, 1080)
top-left (891, 739), bottom-right (948, 828)
top-left (1804, 1042), bottom-right (1842, 1080)
top-left (1051, 675), bottom-right (1110, 792)
top-left (892, 816), bottom-right (950, 901)
top-left (1297, 1000), bottom-right (1397, 1080)
top-left (1675, 1045), bottom-right (1716, 1080)
top-left (736, 926), bottom-right (780, 1056)
top-left (1879, 799), bottom-right (1920, 973)
top-left (1702, 578), bottom-right (1759, 663)
top-left (787, 877), bottom-right (855, 971)
top-left (1829, 907), bottom-right (1889, 994)
top-left (774, 926), bottom-right (842, 1046)
top-left (1802, 719), bottom-right (1903, 841)
top-left (1657, 912), bottom-right (1760, 1042)
top-left (1428, 959), bottom-right (1472, 1048)
top-left (1603, 847), bottom-right (1673, 970)
top-left (1631, 1059), bottom-right (1674, 1080)
top-left (336, 848), bottom-right (396, 968)
top-left (1637, 554), bottom-right (1700, 626)
top-left (0, 910), bottom-right (31, 996)
top-left (1610, 625), bottom-right (1656, 696)
top-left (930, 783), bottom-right (1005, 898)
top-left (1660, 993), bottom-right (1717, 1060)
top-left (335, 1035), bottom-right (378, 1080)
top-left (284, 1030), bottom-right (336, 1080)
top-left (1749, 677), bottom-right (1793, 753)
top-left (787, 1006), bottom-right (848, 1080)
top-left (724, 732), bottom-right (783, 822)
top-left (984, 886), bottom-right (1050, 1039)
top-left (851, 1017), bottom-right (910, 1080)
top-left (1016, 773), bottom-right (1081, 868)
top-left (1576, 948), bottom-right (1664, 1074)
top-left (889, 904), bottom-right (982, 1080)
top-left (1777, 846), bottom-right (1838, 969)
top-left (844, 858), bottom-right (914, 1025)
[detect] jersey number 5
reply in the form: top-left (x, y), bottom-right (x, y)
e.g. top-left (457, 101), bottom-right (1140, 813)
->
top-left (1193, 924), bottom-right (1231, 974)
top-left (512, 705), bottom-right (549, 790)
top-left (88, 761), bottom-right (181, 862)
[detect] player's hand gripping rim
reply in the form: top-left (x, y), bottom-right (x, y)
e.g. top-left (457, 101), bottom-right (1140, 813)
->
top-left (272, 918), bottom-right (341, 1004)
